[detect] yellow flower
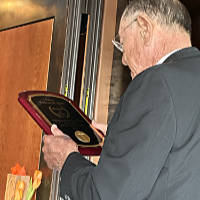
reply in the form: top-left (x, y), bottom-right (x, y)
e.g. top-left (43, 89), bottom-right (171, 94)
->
top-left (32, 170), bottom-right (42, 190)
top-left (14, 180), bottom-right (25, 200)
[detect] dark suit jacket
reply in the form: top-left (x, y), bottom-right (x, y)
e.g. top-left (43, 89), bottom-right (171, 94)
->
top-left (60, 47), bottom-right (200, 200)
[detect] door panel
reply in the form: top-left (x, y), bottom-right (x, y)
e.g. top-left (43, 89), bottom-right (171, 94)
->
top-left (0, 19), bottom-right (53, 199)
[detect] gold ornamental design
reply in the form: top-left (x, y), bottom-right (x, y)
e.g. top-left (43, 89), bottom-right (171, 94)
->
top-left (75, 131), bottom-right (90, 143)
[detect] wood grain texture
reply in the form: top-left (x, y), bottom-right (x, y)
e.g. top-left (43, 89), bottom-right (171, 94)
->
top-left (0, 19), bottom-right (53, 199)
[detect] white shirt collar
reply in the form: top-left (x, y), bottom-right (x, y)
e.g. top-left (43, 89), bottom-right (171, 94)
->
top-left (157, 49), bottom-right (181, 65)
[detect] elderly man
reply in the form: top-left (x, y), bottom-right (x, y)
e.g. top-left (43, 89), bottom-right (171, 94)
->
top-left (43, 0), bottom-right (200, 199)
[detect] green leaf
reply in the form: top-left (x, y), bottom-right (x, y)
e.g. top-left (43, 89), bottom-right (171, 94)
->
top-left (26, 178), bottom-right (35, 200)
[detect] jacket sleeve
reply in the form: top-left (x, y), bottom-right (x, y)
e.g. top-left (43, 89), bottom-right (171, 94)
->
top-left (60, 69), bottom-right (177, 200)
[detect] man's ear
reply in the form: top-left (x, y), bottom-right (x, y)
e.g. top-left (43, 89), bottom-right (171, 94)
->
top-left (137, 14), bottom-right (154, 45)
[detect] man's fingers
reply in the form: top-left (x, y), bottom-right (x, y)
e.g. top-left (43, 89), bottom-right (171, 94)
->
top-left (43, 135), bottom-right (54, 143)
top-left (92, 120), bottom-right (107, 134)
top-left (51, 124), bottom-right (65, 136)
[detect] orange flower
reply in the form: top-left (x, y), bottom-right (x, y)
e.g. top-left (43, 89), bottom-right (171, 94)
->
top-left (32, 170), bottom-right (42, 189)
top-left (14, 180), bottom-right (25, 200)
top-left (11, 163), bottom-right (26, 176)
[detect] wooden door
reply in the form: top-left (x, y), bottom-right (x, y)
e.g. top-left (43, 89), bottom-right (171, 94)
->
top-left (0, 19), bottom-right (53, 200)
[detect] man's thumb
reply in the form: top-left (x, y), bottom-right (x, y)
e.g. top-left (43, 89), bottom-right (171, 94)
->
top-left (51, 124), bottom-right (65, 136)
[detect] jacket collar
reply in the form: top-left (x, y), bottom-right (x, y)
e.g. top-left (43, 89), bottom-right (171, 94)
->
top-left (163, 47), bottom-right (200, 64)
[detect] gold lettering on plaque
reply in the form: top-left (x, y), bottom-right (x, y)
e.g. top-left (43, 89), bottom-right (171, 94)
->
top-left (49, 105), bottom-right (70, 118)
top-left (75, 131), bottom-right (90, 143)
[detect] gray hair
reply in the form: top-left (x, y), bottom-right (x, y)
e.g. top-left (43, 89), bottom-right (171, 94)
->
top-left (122, 0), bottom-right (192, 35)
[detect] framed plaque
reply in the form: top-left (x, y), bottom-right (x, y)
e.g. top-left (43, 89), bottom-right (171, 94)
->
top-left (18, 91), bottom-right (104, 155)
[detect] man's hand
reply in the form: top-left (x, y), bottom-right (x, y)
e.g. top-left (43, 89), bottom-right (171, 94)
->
top-left (42, 124), bottom-right (79, 171)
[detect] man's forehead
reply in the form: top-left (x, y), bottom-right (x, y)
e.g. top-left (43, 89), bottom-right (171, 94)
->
top-left (119, 16), bottom-right (135, 35)
top-left (119, 18), bottom-right (129, 34)
top-left (120, 17), bottom-right (130, 29)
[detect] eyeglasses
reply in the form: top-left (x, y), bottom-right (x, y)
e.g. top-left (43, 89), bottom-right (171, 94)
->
top-left (112, 18), bottom-right (137, 53)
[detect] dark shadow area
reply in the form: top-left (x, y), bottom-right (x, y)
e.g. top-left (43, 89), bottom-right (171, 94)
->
top-left (181, 0), bottom-right (200, 48)
top-left (74, 14), bottom-right (89, 106)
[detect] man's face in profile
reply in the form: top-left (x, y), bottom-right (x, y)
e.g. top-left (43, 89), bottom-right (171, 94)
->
top-left (119, 14), bottom-right (161, 79)
top-left (119, 17), bottom-right (141, 79)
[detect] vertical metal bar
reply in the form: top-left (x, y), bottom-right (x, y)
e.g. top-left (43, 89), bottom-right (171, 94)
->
top-left (50, 170), bottom-right (60, 200)
top-left (68, 0), bottom-right (82, 99)
top-left (60, 0), bottom-right (75, 96)
top-left (81, 0), bottom-right (104, 119)
top-left (61, 0), bottom-right (84, 100)
top-left (88, 0), bottom-right (104, 118)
